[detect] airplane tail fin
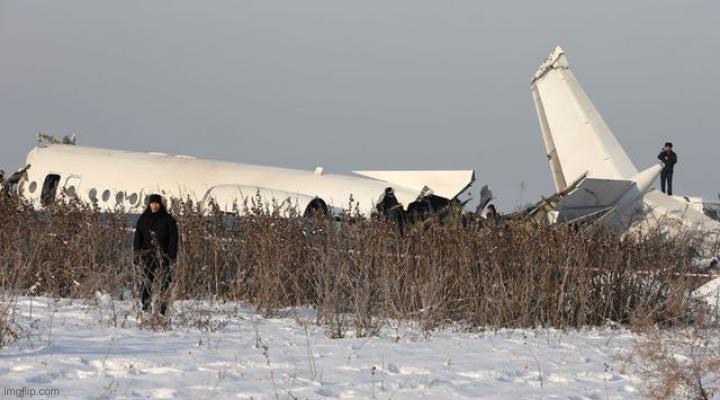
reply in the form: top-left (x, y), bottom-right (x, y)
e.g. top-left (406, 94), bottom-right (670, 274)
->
top-left (531, 46), bottom-right (638, 192)
top-left (531, 47), bottom-right (720, 248)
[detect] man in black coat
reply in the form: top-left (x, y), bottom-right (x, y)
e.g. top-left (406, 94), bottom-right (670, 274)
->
top-left (377, 187), bottom-right (405, 233)
top-left (133, 194), bottom-right (178, 315)
top-left (657, 142), bottom-right (678, 196)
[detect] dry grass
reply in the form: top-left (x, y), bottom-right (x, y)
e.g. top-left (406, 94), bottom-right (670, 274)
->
top-left (1, 194), bottom-right (711, 339)
top-left (0, 294), bottom-right (18, 347)
top-left (629, 322), bottom-right (720, 399)
top-left (3, 193), bottom-right (720, 399)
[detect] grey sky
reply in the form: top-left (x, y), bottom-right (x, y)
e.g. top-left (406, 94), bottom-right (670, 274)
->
top-left (1, 1), bottom-right (718, 210)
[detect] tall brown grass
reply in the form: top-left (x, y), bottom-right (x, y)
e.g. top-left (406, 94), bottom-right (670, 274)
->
top-left (629, 321), bottom-right (720, 399)
top-left (0, 194), bottom-right (712, 341)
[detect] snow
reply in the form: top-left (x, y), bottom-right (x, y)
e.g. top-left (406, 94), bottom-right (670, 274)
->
top-left (1, 297), bottom-right (646, 399)
top-left (694, 277), bottom-right (720, 319)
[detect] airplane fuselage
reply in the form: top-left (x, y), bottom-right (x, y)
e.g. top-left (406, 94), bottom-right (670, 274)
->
top-left (17, 144), bottom-right (471, 216)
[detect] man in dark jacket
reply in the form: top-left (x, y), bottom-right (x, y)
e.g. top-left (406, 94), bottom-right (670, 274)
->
top-left (377, 187), bottom-right (405, 233)
top-left (657, 142), bottom-right (678, 196)
top-left (484, 204), bottom-right (499, 221)
top-left (133, 194), bottom-right (178, 315)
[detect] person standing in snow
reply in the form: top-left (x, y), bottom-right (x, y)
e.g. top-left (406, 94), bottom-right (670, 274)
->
top-left (657, 142), bottom-right (678, 196)
top-left (133, 194), bottom-right (178, 316)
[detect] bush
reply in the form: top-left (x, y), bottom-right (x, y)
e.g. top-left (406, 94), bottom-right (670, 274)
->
top-left (0, 194), bottom-right (710, 336)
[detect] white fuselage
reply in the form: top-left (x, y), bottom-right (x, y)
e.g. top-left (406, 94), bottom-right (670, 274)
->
top-left (19, 144), bottom-right (471, 216)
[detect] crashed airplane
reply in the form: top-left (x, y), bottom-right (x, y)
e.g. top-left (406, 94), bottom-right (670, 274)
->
top-left (528, 47), bottom-right (720, 245)
top-left (529, 46), bottom-right (720, 306)
top-left (1, 46), bottom-right (716, 236)
top-left (3, 137), bottom-right (475, 218)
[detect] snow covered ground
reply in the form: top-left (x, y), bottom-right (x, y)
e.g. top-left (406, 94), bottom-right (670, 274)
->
top-left (1, 297), bottom-right (647, 399)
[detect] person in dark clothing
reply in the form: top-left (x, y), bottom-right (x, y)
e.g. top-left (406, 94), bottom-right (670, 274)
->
top-left (484, 204), bottom-right (499, 220)
top-left (406, 196), bottom-right (432, 224)
top-left (377, 187), bottom-right (405, 233)
top-left (133, 194), bottom-right (178, 315)
top-left (657, 142), bottom-right (678, 196)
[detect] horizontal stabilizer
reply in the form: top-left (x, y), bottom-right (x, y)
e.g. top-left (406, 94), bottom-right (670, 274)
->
top-left (352, 170), bottom-right (475, 201)
top-left (558, 177), bottom-right (633, 221)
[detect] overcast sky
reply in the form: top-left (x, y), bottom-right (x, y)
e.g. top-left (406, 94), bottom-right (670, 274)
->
top-left (1, 1), bottom-right (718, 210)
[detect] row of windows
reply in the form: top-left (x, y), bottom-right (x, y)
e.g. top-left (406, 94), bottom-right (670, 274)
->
top-left (28, 175), bottom-right (145, 208)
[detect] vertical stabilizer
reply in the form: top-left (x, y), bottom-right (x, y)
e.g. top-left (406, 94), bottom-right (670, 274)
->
top-left (531, 47), bottom-right (638, 192)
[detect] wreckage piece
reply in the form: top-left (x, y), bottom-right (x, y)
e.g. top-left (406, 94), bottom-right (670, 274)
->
top-left (15, 142), bottom-right (475, 218)
top-left (531, 46), bottom-right (720, 243)
top-left (693, 276), bottom-right (720, 318)
top-left (510, 172), bottom-right (588, 224)
top-left (705, 201), bottom-right (720, 222)
top-left (353, 170), bottom-right (475, 207)
top-left (37, 132), bottom-right (77, 145)
top-left (1, 165), bottom-right (31, 196)
top-left (472, 184), bottom-right (494, 215)
top-left (676, 195), bottom-right (720, 222)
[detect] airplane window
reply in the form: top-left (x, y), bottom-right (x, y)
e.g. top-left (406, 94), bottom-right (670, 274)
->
top-left (128, 193), bottom-right (138, 205)
top-left (102, 190), bottom-right (111, 202)
top-left (28, 181), bottom-right (37, 193)
top-left (89, 188), bottom-right (98, 202)
top-left (116, 192), bottom-right (125, 204)
top-left (41, 174), bottom-right (61, 206)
